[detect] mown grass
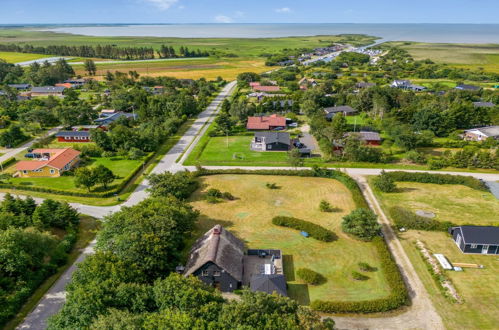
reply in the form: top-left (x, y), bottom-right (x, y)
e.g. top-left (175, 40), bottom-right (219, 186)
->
top-left (188, 174), bottom-right (391, 303)
top-left (3, 215), bottom-right (100, 330)
top-left (372, 181), bottom-right (499, 329)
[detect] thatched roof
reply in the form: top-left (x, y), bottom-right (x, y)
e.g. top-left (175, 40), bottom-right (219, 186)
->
top-left (184, 225), bottom-right (245, 281)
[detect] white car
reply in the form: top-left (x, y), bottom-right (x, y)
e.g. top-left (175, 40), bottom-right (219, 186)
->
top-left (288, 122), bottom-right (298, 128)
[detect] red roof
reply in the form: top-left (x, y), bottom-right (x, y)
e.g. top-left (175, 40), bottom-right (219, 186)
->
top-left (55, 83), bottom-right (72, 88)
top-left (249, 82), bottom-right (261, 87)
top-left (252, 85), bottom-right (281, 92)
top-left (246, 114), bottom-right (286, 130)
top-left (16, 148), bottom-right (80, 171)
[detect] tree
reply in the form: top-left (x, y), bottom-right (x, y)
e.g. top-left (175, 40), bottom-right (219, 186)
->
top-left (84, 59), bottom-right (97, 76)
top-left (147, 171), bottom-right (199, 199)
top-left (93, 165), bottom-right (115, 189)
top-left (288, 148), bottom-right (304, 169)
top-left (214, 112), bottom-right (234, 135)
top-left (74, 167), bottom-right (97, 192)
top-left (373, 170), bottom-right (397, 192)
top-left (342, 208), bottom-right (381, 241)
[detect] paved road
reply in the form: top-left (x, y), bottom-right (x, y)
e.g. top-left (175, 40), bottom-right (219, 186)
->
top-left (0, 127), bottom-right (61, 165)
top-left (16, 81), bottom-right (237, 330)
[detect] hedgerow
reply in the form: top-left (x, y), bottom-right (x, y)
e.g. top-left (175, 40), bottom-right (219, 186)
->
top-left (385, 171), bottom-right (488, 191)
top-left (389, 206), bottom-right (454, 232)
top-left (272, 216), bottom-right (337, 242)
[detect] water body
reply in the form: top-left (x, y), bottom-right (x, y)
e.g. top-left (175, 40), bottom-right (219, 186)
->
top-left (35, 23), bottom-right (499, 44)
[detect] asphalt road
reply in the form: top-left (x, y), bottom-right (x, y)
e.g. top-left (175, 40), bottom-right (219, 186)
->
top-left (15, 80), bottom-right (499, 329)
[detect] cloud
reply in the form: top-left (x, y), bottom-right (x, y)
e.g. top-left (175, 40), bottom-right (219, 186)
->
top-left (275, 7), bottom-right (291, 13)
top-left (214, 15), bottom-right (234, 23)
top-left (143, 0), bottom-right (178, 11)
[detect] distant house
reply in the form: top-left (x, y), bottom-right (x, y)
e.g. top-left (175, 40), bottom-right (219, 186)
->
top-left (356, 82), bottom-right (375, 89)
top-left (55, 130), bottom-right (91, 143)
top-left (16, 148), bottom-right (80, 178)
top-left (246, 114), bottom-right (286, 130)
top-left (94, 111), bottom-right (137, 126)
top-left (346, 131), bottom-right (382, 145)
top-left (143, 86), bottom-right (164, 95)
top-left (463, 126), bottom-right (499, 141)
top-left (324, 106), bottom-right (357, 120)
top-left (450, 226), bottom-right (499, 255)
top-left (455, 84), bottom-right (481, 91)
top-left (64, 79), bottom-right (86, 88)
top-left (298, 78), bottom-right (318, 90)
top-left (391, 80), bottom-right (426, 92)
top-left (71, 125), bottom-right (102, 131)
top-left (251, 132), bottom-right (291, 152)
top-left (8, 84), bottom-right (31, 91)
top-left (30, 86), bottom-right (66, 97)
top-left (252, 85), bottom-right (281, 92)
top-left (55, 83), bottom-right (73, 89)
top-left (473, 101), bottom-right (495, 108)
top-left (184, 225), bottom-right (245, 292)
top-left (271, 100), bottom-right (294, 108)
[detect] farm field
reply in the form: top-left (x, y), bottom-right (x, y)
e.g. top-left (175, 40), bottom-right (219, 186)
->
top-left (72, 57), bottom-right (268, 80)
top-left (372, 181), bottom-right (499, 329)
top-left (0, 51), bottom-right (53, 63)
top-left (188, 174), bottom-right (392, 304)
top-left (386, 41), bottom-right (499, 73)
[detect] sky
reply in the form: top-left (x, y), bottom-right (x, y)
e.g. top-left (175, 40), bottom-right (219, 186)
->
top-left (1, 0), bottom-right (498, 25)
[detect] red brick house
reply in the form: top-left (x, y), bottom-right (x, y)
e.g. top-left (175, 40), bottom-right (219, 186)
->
top-left (55, 131), bottom-right (91, 143)
top-left (246, 114), bottom-right (286, 130)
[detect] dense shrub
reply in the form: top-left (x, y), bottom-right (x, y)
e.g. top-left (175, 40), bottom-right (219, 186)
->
top-left (372, 170), bottom-right (397, 192)
top-left (319, 200), bottom-right (334, 212)
top-left (389, 206), bottom-right (454, 231)
top-left (342, 208), bottom-right (381, 241)
top-left (206, 188), bottom-right (223, 198)
top-left (311, 237), bottom-right (408, 313)
top-left (358, 262), bottom-right (377, 272)
top-left (385, 171), bottom-right (488, 191)
top-left (351, 271), bottom-right (369, 281)
top-left (272, 216), bottom-right (337, 242)
top-left (147, 171), bottom-right (199, 199)
top-left (297, 268), bottom-right (326, 285)
top-left (265, 182), bottom-right (279, 189)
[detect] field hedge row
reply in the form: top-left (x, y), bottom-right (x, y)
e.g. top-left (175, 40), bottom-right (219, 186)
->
top-left (389, 206), bottom-right (455, 232)
top-left (272, 216), bottom-right (337, 242)
top-left (0, 157), bottom-right (16, 169)
top-left (385, 171), bottom-right (488, 191)
top-left (311, 237), bottom-right (409, 313)
top-left (196, 168), bottom-right (409, 313)
top-left (0, 152), bottom-right (155, 198)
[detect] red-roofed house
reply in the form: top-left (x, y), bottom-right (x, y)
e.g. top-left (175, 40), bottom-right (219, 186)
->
top-left (246, 114), bottom-right (286, 130)
top-left (15, 148), bottom-right (81, 178)
top-left (252, 85), bottom-right (281, 92)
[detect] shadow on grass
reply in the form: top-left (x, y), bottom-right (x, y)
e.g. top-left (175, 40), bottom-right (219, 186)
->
top-left (283, 255), bottom-right (295, 281)
top-left (287, 283), bottom-right (310, 305)
top-left (396, 187), bottom-right (418, 193)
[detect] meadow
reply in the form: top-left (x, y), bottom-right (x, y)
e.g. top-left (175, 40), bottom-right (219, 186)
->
top-left (0, 51), bottom-right (52, 63)
top-left (189, 174), bottom-right (392, 304)
top-left (373, 180), bottom-right (499, 329)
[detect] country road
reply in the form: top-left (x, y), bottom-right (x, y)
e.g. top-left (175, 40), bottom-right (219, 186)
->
top-left (15, 80), bottom-right (499, 329)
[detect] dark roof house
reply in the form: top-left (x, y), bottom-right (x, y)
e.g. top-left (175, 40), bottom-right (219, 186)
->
top-left (464, 126), bottom-right (499, 141)
top-left (455, 84), bottom-right (481, 91)
top-left (56, 130), bottom-right (91, 142)
top-left (95, 112), bottom-right (137, 126)
top-left (450, 226), bottom-right (499, 255)
top-left (184, 225), bottom-right (245, 292)
top-left (250, 274), bottom-right (287, 296)
top-left (251, 132), bottom-right (291, 152)
top-left (8, 84), bottom-right (31, 90)
top-left (324, 106), bottom-right (357, 119)
top-left (30, 86), bottom-right (66, 97)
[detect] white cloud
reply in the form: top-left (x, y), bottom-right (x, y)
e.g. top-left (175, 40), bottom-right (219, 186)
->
top-left (275, 7), bottom-right (291, 13)
top-left (214, 15), bottom-right (234, 23)
top-left (143, 0), bottom-right (178, 11)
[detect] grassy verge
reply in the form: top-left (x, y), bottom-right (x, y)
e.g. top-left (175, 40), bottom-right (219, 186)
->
top-left (3, 215), bottom-right (100, 330)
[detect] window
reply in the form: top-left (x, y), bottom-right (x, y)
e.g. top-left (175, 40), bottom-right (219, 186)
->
top-left (268, 145), bottom-right (272, 150)
top-left (213, 271), bottom-right (221, 277)
top-left (202, 270), bottom-right (209, 276)
top-left (50, 169), bottom-right (55, 174)
top-left (471, 244), bottom-right (478, 249)
top-left (23, 170), bottom-right (27, 174)
top-left (65, 136), bottom-right (70, 140)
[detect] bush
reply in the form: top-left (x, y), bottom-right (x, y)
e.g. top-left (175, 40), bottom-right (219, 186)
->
top-left (372, 170), bottom-right (396, 193)
top-left (205, 195), bottom-right (220, 204)
top-left (206, 188), bottom-right (223, 198)
top-left (265, 182), bottom-right (279, 189)
top-left (311, 237), bottom-right (408, 313)
top-left (297, 268), bottom-right (326, 285)
top-left (272, 216), bottom-right (337, 242)
top-left (405, 150), bottom-right (427, 164)
top-left (384, 171), bottom-right (488, 191)
top-left (358, 262), bottom-right (377, 272)
top-left (342, 208), bottom-right (380, 241)
top-left (352, 271), bottom-right (369, 281)
top-left (388, 206), bottom-right (454, 231)
top-left (319, 200), bottom-right (334, 212)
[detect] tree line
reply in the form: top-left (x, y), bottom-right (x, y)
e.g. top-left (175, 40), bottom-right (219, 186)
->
top-left (0, 43), bottom-right (210, 60)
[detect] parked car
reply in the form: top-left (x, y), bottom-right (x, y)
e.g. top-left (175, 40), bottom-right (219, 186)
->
top-left (288, 122), bottom-right (298, 128)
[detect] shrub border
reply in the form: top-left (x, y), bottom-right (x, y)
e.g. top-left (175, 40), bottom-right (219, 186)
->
top-left (193, 167), bottom-right (409, 313)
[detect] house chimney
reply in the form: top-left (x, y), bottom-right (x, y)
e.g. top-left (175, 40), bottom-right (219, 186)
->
top-left (213, 225), bottom-right (222, 235)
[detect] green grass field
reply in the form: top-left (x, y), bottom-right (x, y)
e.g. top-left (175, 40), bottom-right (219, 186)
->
top-left (385, 41), bottom-right (499, 73)
top-left (0, 51), bottom-right (53, 63)
top-left (188, 174), bottom-right (391, 304)
top-left (372, 180), bottom-right (499, 329)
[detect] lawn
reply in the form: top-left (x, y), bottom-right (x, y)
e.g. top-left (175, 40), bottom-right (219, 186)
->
top-left (9, 156), bottom-right (144, 193)
top-left (0, 51), bottom-right (53, 63)
top-left (188, 174), bottom-right (392, 304)
top-left (372, 180), bottom-right (499, 329)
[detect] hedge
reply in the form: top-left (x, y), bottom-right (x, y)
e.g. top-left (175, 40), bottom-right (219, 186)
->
top-left (0, 152), bottom-right (155, 198)
top-left (385, 171), bottom-right (488, 191)
top-left (272, 216), bottom-right (337, 242)
top-left (389, 206), bottom-right (454, 232)
top-left (311, 237), bottom-right (409, 313)
top-left (0, 157), bottom-right (16, 169)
